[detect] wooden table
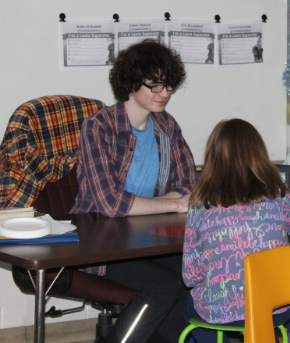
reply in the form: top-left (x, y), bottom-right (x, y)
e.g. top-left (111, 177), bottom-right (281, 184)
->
top-left (0, 212), bottom-right (187, 343)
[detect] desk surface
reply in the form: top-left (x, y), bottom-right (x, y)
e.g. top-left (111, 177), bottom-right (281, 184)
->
top-left (0, 212), bottom-right (187, 270)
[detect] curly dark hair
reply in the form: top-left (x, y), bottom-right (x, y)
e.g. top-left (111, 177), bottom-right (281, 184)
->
top-left (109, 39), bottom-right (186, 101)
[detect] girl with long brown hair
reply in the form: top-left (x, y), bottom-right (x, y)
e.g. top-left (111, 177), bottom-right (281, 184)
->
top-left (182, 119), bottom-right (290, 343)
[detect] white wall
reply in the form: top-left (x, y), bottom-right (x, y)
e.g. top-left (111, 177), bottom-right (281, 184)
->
top-left (0, 0), bottom-right (287, 329)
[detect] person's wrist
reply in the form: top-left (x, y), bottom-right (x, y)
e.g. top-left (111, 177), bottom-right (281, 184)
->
top-left (172, 198), bottom-right (182, 213)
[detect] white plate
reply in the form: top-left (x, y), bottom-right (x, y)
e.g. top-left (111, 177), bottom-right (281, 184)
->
top-left (39, 215), bottom-right (77, 235)
top-left (0, 218), bottom-right (51, 239)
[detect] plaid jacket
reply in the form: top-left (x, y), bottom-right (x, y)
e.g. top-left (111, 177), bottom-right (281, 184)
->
top-left (71, 101), bottom-right (198, 218)
top-left (0, 95), bottom-right (104, 208)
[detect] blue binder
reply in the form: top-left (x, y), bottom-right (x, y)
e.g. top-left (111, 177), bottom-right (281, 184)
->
top-left (0, 232), bottom-right (79, 244)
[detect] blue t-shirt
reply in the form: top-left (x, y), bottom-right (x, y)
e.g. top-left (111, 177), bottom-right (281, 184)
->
top-left (123, 115), bottom-right (159, 198)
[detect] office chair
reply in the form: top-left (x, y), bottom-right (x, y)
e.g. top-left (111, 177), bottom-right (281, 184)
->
top-left (0, 95), bottom-right (135, 338)
top-left (244, 246), bottom-right (290, 343)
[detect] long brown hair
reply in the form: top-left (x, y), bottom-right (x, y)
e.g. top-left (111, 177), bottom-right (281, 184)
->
top-left (190, 119), bottom-right (286, 209)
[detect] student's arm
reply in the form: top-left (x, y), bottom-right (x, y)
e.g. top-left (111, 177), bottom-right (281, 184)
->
top-left (128, 193), bottom-right (190, 216)
top-left (157, 192), bottom-right (183, 199)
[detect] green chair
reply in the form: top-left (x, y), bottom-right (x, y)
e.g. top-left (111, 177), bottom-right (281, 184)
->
top-left (178, 317), bottom-right (288, 343)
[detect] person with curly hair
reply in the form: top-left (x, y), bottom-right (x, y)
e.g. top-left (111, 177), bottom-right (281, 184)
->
top-left (72, 39), bottom-right (197, 218)
top-left (71, 40), bottom-right (198, 343)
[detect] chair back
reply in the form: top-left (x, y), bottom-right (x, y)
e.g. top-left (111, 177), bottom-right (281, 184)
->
top-left (7, 96), bottom-right (136, 325)
top-left (0, 95), bottom-right (104, 211)
top-left (244, 246), bottom-right (290, 343)
top-left (33, 164), bottom-right (78, 216)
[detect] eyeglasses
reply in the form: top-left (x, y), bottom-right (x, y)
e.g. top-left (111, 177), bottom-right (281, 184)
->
top-left (142, 82), bottom-right (174, 93)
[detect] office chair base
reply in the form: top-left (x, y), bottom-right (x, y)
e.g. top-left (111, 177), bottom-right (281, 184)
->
top-left (96, 311), bottom-right (114, 338)
top-left (45, 302), bottom-right (85, 318)
top-left (91, 302), bottom-right (125, 316)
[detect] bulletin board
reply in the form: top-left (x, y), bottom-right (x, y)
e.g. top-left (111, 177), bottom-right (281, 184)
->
top-left (0, 0), bottom-right (287, 165)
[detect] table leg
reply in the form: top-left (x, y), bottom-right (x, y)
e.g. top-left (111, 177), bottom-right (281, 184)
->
top-left (34, 269), bottom-right (46, 343)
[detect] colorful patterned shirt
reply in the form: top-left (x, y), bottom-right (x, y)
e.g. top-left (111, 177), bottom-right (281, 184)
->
top-left (70, 101), bottom-right (198, 217)
top-left (182, 195), bottom-right (290, 324)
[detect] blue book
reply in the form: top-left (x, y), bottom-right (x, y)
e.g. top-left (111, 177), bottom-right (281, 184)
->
top-left (0, 232), bottom-right (79, 244)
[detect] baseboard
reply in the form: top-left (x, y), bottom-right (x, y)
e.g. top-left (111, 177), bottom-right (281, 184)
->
top-left (0, 318), bottom-right (96, 343)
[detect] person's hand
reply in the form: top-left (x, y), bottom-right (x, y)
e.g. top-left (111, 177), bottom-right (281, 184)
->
top-left (128, 192), bottom-right (192, 216)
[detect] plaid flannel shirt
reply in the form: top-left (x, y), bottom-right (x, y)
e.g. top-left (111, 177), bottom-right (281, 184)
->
top-left (71, 101), bottom-right (198, 217)
top-left (71, 101), bottom-right (198, 276)
top-left (0, 95), bottom-right (104, 208)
